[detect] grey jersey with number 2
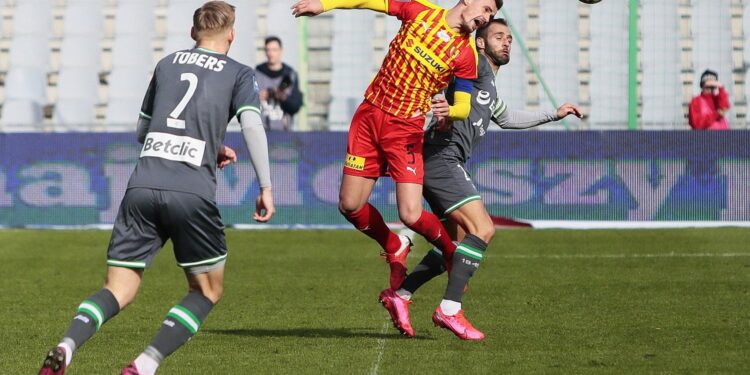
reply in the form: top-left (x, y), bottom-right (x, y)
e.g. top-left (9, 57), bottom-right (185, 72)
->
top-left (424, 54), bottom-right (505, 162)
top-left (128, 47), bottom-right (261, 201)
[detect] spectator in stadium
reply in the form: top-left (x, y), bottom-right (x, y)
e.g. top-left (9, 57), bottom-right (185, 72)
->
top-left (255, 36), bottom-right (304, 131)
top-left (688, 69), bottom-right (731, 130)
top-left (38, 2), bottom-right (274, 374)
top-left (381, 18), bottom-right (582, 340)
top-left (292, 0), bottom-right (501, 339)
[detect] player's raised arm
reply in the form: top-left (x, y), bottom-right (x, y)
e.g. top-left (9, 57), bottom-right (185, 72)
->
top-left (493, 100), bottom-right (583, 129)
top-left (292, 0), bottom-right (387, 17)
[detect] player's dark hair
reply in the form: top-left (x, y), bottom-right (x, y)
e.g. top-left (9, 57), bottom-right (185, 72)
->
top-left (265, 36), bottom-right (283, 48)
top-left (193, 1), bottom-right (235, 37)
top-left (496, 0), bottom-right (504, 10)
top-left (476, 18), bottom-right (509, 41)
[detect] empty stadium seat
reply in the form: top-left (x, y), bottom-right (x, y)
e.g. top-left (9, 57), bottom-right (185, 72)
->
top-left (59, 36), bottom-right (101, 70)
top-left (62, 1), bottom-right (103, 37)
top-left (107, 68), bottom-right (150, 101)
top-left (56, 68), bottom-right (99, 103)
top-left (111, 35), bottom-right (154, 69)
top-left (1, 99), bottom-right (44, 131)
top-left (105, 98), bottom-right (142, 131)
top-left (114, 0), bottom-right (157, 37)
top-left (5, 67), bottom-right (47, 104)
top-left (12, 2), bottom-right (52, 37)
top-left (52, 99), bottom-right (97, 131)
top-left (8, 35), bottom-right (50, 72)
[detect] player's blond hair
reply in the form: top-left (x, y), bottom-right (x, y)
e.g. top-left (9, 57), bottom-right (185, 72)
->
top-left (193, 1), bottom-right (235, 38)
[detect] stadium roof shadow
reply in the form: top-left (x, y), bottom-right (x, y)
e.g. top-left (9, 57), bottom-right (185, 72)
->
top-left (204, 327), bottom-right (435, 340)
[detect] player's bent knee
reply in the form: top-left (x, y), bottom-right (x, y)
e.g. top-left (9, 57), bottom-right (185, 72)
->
top-left (338, 198), bottom-right (364, 215)
top-left (467, 220), bottom-right (495, 243)
top-left (398, 210), bottom-right (422, 227)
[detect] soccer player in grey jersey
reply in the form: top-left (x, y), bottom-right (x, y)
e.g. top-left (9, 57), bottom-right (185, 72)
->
top-left (379, 18), bottom-right (582, 340)
top-left (39, 2), bottom-right (274, 374)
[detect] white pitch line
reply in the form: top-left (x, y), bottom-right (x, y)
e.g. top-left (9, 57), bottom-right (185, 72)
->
top-left (494, 252), bottom-right (750, 260)
top-left (368, 322), bottom-right (389, 375)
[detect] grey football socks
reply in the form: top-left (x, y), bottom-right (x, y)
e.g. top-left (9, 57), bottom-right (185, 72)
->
top-left (400, 247), bottom-right (447, 293)
top-left (143, 292), bottom-right (214, 363)
top-left (444, 234), bottom-right (487, 303)
top-left (62, 288), bottom-right (120, 352)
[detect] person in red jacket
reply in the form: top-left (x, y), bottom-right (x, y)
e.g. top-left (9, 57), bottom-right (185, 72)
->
top-left (689, 69), bottom-right (731, 130)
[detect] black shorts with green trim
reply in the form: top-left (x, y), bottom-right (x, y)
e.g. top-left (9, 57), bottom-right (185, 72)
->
top-left (107, 188), bottom-right (227, 270)
top-left (422, 146), bottom-right (481, 218)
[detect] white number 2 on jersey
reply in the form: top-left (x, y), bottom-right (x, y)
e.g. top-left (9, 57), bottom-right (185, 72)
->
top-left (168, 72), bottom-right (198, 129)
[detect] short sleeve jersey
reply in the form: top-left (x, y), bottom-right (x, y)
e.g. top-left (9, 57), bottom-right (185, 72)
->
top-left (425, 55), bottom-right (503, 162)
top-left (128, 47), bottom-right (261, 201)
top-left (365, 0), bottom-right (478, 118)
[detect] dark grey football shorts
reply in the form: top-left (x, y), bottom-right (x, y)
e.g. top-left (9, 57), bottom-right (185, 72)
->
top-left (107, 188), bottom-right (227, 272)
top-left (423, 146), bottom-right (482, 218)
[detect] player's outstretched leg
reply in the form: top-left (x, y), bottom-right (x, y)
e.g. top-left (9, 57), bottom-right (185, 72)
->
top-left (124, 292), bottom-right (214, 375)
top-left (434, 234), bottom-right (488, 340)
top-left (39, 289), bottom-right (121, 374)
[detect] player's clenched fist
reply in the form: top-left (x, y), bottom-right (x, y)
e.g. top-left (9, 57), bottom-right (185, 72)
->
top-left (291, 0), bottom-right (324, 17)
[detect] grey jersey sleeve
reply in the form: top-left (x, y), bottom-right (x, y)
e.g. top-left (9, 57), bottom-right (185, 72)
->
top-left (136, 117), bottom-right (150, 144)
top-left (492, 99), bottom-right (559, 129)
top-left (240, 110), bottom-right (272, 189)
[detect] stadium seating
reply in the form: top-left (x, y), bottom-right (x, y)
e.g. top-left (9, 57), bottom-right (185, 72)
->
top-left (0, 100), bottom-right (44, 131)
top-left (640, 0), bottom-right (684, 128)
top-left (0, 0), bottom-right (747, 131)
top-left (12, 2), bottom-right (52, 37)
top-left (5, 67), bottom-right (47, 104)
top-left (164, 0), bottom-right (203, 56)
top-left (62, 1), bottom-right (103, 37)
top-left (494, 0), bottom-right (527, 129)
top-left (53, 67), bottom-right (100, 129)
top-left (588, 1), bottom-right (629, 128)
top-left (8, 35), bottom-right (50, 72)
top-left (538, 1), bottom-right (581, 129)
top-left (227, 0), bottom-right (257, 67)
top-left (114, 1), bottom-right (157, 37)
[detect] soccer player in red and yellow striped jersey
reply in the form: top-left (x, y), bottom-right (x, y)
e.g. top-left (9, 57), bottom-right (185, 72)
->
top-left (293, 0), bottom-right (500, 335)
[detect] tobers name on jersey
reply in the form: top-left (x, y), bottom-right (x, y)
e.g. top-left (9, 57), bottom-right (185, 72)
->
top-left (172, 51), bottom-right (226, 72)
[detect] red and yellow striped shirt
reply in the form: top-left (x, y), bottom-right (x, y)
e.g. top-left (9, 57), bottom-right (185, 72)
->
top-left (366, 0), bottom-right (478, 118)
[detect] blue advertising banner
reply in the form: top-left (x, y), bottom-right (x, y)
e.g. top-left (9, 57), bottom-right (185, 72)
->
top-left (0, 131), bottom-right (748, 227)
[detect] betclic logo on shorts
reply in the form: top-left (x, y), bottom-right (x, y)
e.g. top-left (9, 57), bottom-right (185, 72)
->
top-left (141, 132), bottom-right (206, 167)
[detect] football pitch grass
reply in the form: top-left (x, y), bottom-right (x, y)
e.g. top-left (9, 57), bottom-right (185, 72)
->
top-left (2, 228), bottom-right (749, 374)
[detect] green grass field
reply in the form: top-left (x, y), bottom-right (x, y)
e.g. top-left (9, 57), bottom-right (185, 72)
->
top-left (2, 228), bottom-right (750, 374)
